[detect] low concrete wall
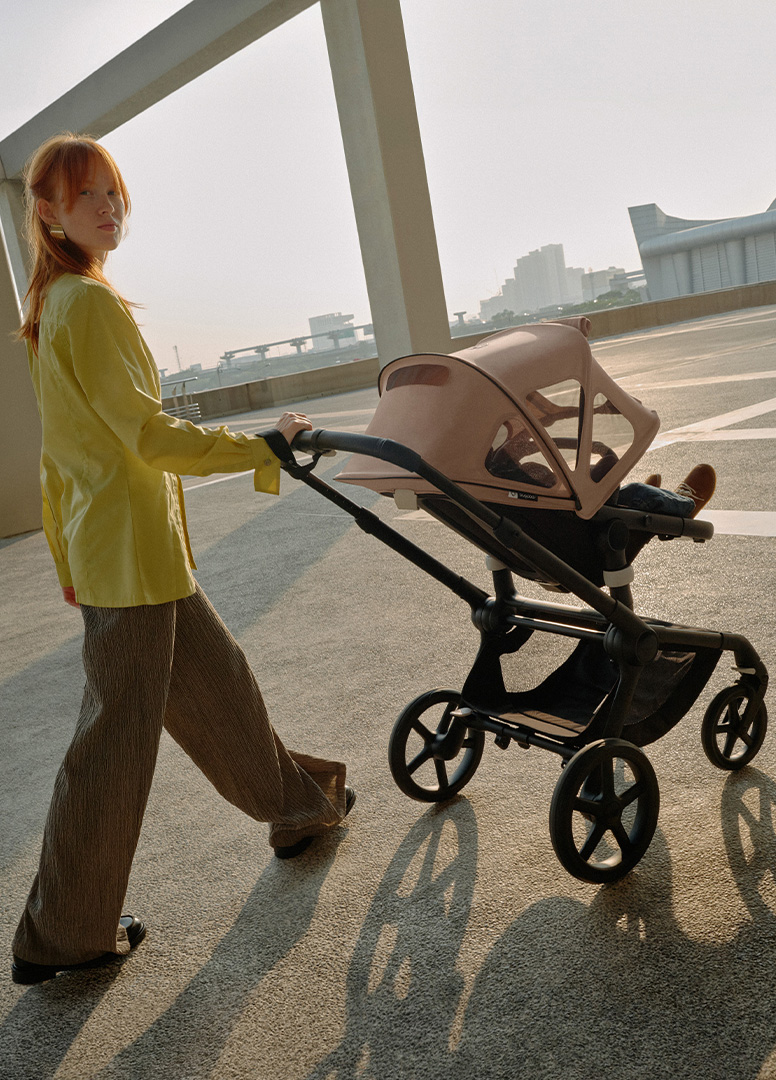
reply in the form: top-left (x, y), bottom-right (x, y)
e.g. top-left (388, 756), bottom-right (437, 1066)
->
top-left (163, 355), bottom-right (380, 420)
top-left (165, 280), bottom-right (776, 421)
top-left (451, 280), bottom-right (776, 352)
top-left (585, 280), bottom-right (776, 340)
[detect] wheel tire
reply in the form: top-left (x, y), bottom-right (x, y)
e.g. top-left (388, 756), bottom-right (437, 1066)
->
top-left (549, 738), bottom-right (660, 884)
top-left (388, 690), bottom-right (485, 803)
top-left (701, 684), bottom-right (767, 771)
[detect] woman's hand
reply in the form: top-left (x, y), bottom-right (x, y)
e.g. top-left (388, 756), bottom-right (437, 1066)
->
top-left (62, 586), bottom-right (80, 608)
top-left (276, 411), bottom-right (313, 446)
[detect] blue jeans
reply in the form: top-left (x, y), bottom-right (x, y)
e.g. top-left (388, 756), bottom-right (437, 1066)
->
top-left (615, 482), bottom-right (695, 517)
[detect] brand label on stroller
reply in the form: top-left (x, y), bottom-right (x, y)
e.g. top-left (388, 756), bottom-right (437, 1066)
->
top-left (508, 490), bottom-right (538, 502)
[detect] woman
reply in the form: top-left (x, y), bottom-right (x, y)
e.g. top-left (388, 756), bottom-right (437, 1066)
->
top-left (11, 133), bottom-right (354, 986)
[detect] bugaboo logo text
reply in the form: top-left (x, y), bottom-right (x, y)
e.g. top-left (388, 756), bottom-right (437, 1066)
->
top-left (508, 490), bottom-right (538, 502)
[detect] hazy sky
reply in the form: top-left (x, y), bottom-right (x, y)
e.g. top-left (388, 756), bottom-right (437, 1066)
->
top-left (2, 0), bottom-right (774, 371)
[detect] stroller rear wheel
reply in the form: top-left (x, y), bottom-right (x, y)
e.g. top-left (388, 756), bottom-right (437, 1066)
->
top-left (549, 739), bottom-right (660, 883)
top-left (389, 689), bottom-right (485, 802)
top-left (701, 684), bottom-right (768, 770)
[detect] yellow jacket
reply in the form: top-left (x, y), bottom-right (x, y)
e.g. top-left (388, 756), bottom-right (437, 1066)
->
top-left (28, 274), bottom-right (282, 607)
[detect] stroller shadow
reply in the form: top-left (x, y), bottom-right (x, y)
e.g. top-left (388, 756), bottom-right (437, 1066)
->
top-left (309, 772), bottom-right (776, 1080)
top-left (452, 769), bottom-right (776, 1080)
top-left (308, 798), bottom-right (478, 1080)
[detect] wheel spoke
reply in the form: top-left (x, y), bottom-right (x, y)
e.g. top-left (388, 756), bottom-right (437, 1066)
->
top-left (619, 779), bottom-right (645, 809)
top-left (722, 727), bottom-right (741, 758)
top-left (734, 722), bottom-right (755, 748)
top-left (411, 719), bottom-right (435, 742)
top-left (407, 745), bottom-right (434, 776)
top-left (600, 761), bottom-right (616, 802)
top-left (611, 820), bottom-right (632, 854)
top-left (574, 795), bottom-right (600, 819)
top-left (434, 758), bottom-right (449, 791)
top-left (579, 821), bottom-right (606, 861)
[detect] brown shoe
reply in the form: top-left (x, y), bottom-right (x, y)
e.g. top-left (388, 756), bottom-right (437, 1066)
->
top-left (675, 464), bottom-right (716, 517)
top-left (645, 473), bottom-right (661, 488)
top-left (274, 786), bottom-right (356, 860)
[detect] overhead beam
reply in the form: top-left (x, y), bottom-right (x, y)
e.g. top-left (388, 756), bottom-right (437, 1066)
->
top-left (0, 0), bottom-right (317, 181)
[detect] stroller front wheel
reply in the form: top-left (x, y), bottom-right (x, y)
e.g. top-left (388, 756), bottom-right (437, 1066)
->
top-left (549, 739), bottom-right (660, 884)
top-left (389, 689), bottom-right (485, 802)
top-left (701, 684), bottom-right (768, 770)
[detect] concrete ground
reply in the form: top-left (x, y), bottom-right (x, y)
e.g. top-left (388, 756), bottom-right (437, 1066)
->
top-left (2, 307), bottom-right (776, 1080)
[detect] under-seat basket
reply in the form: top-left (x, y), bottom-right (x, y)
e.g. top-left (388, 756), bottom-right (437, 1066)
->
top-left (461, 634), bottom-right (720, 745)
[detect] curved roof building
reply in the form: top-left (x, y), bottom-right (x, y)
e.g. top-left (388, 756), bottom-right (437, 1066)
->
top-left (629, 199), bottom-right (776, 300)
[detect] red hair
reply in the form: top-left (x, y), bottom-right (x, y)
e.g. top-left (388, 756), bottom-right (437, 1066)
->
top-left (17, 133), bottom-right (132, 351)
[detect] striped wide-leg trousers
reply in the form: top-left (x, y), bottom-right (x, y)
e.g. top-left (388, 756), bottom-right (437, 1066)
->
top-left (13, 584), bottom-right (346, 967)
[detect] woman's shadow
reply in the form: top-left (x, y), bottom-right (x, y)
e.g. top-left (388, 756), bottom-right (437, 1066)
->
top-left (0, 843), bottom-right (338, 1080)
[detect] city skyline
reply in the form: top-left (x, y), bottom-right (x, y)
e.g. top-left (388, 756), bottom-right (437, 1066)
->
top-left (2, 0), bottom-right (774, 372)
top-left (201, 241), bottom-right (634, 372)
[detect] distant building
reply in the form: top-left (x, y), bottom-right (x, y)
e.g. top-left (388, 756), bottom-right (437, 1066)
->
top-left (479, 244), bottom-right (586, 320)
top-left (629, 200), bottom-right (776, 300)
top-left (565, 265), bottom-right (585, 305)
top-left (512, 243), bottom-right (579, 311)
top-left (609, 269), bottom-right (647, 296)
top-left (581, 266), bottom-right (626, 303)
top-left (309, 312), bottom-right (355, 351)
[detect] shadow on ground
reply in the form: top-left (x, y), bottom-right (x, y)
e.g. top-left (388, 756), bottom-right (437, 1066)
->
top-left (2, 850), bottom-right (338, 1080)
top-left (310, 771), bottom-right (776, 1080)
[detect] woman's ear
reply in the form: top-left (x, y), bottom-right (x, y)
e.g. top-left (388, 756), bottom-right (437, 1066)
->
top-left (36, 198), bottom-right (57, 226)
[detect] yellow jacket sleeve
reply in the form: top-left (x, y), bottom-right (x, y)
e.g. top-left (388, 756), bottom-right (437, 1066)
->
top-left (63, 284), bottom-right (281, 492)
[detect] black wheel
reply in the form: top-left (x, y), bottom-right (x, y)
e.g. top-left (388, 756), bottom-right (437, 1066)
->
top-left (549, 739), bottom-right (660, 883)
top-left (388, 690), bottom-right (485, 802)
top-left (701, 684), bottom-right (767, 770)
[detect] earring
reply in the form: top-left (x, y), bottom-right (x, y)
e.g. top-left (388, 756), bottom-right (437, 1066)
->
top-left (49, 224), bottom-right (66, 240)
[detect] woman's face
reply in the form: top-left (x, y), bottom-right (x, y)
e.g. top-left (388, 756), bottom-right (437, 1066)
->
top-left (38, 159), bottom-right (125, 261)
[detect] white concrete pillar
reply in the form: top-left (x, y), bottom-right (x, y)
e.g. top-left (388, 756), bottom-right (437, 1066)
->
top-left (320, 0), bottom-right (452, 365)
top-left (0, 180), bottom-right (42, 538)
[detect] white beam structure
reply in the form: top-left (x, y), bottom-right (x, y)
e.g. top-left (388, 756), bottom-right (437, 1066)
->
top-left (0, 0), bottom-right (318, 183)
top-left (0, 227), bottom-right (42, 538)
top-left (320, 0), bottom-right (452, 361)
top-left (0, 0), bottom-right (452, 537)
top-left (0, 178), bottom-right (27, 290)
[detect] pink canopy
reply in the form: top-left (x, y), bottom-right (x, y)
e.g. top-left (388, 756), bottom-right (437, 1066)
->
top-left (337, 319), bottom-right (659, 519)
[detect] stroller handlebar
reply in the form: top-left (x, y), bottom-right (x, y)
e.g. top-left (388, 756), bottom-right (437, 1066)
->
top-left (292, 428), bottom-right (423, 472)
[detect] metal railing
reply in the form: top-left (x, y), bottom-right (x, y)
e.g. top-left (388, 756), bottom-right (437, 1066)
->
top-left (161, 377), bottom-right (201, 422)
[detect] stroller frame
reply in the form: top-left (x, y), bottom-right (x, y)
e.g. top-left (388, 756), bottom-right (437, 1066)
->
top-left (284, 428), bottom-right (768, 883)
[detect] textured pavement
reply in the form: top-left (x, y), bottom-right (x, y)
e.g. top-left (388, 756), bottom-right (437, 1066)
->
top-left (2, 308), bottom-right (776, 1080)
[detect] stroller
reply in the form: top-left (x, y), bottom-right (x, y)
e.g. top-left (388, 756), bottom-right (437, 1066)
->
top-left (277, 318), bottom-right (768, 883)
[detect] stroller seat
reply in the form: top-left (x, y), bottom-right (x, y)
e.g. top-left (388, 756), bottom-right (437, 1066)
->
top-left (419, 492), bottom-right (711, 592)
